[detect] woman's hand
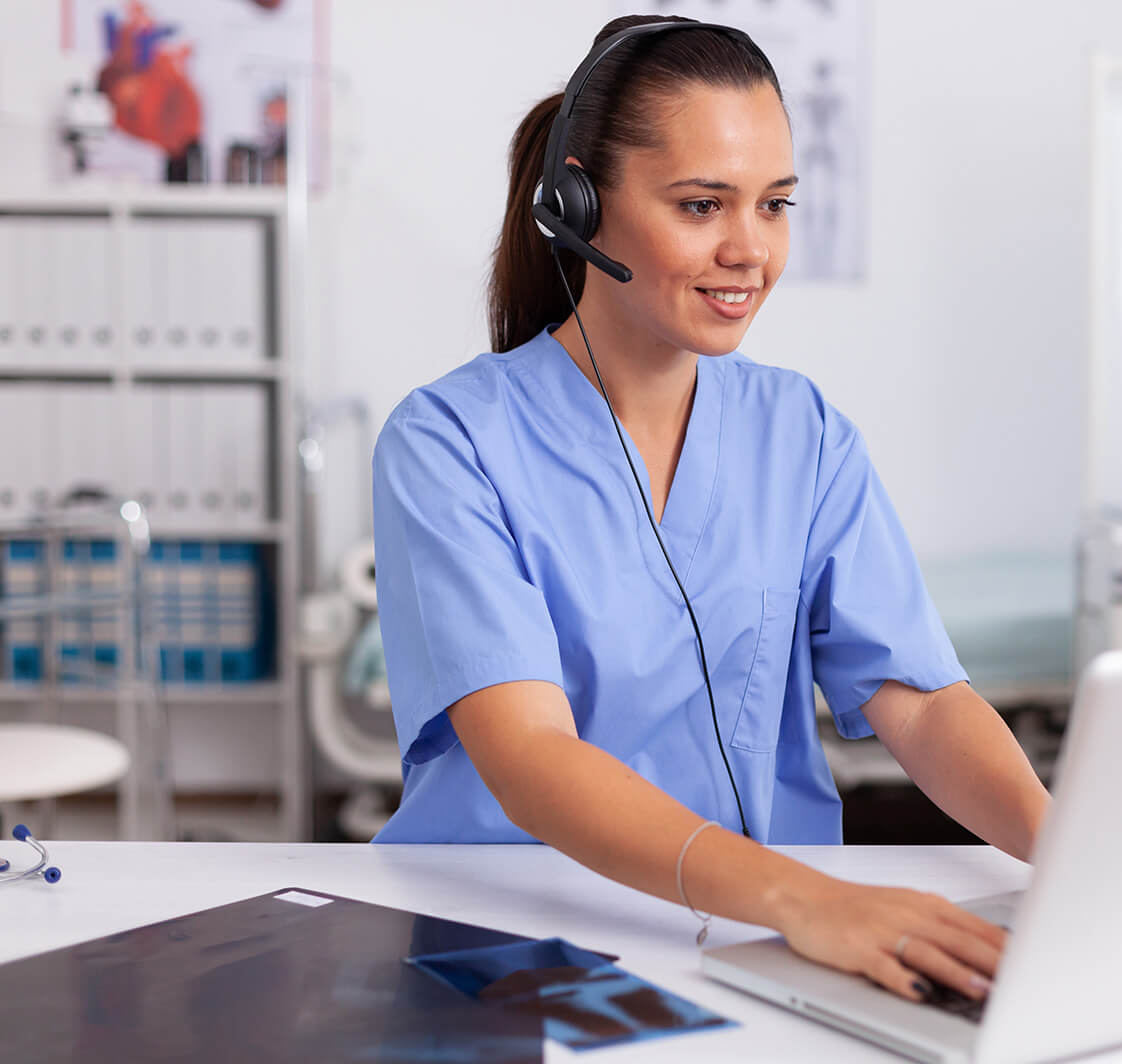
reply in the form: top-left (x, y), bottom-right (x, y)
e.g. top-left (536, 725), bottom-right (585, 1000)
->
top-left (774, 877), bottom-right (1007, 1003)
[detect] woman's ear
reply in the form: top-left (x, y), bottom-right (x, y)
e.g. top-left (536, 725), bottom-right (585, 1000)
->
top-left (564, 154), bottom-right (585, 170)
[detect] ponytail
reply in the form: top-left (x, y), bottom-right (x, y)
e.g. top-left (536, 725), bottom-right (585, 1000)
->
top-left (487, 93), bottom-right (585, 353)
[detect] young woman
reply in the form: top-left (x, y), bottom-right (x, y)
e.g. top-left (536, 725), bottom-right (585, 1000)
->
top-left (371, 14), bottom-right (1051, 1006)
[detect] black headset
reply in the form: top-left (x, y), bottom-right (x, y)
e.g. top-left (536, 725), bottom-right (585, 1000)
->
top-left (532, 20), bottom-right (772, 838)
top-left (531, 20), bottom-right (766, 284)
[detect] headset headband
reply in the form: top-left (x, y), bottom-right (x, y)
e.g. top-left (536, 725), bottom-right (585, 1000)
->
top-left (541, 22), bottom-right (747, 215)
top-left (535, 21), bottom-right (763, 283)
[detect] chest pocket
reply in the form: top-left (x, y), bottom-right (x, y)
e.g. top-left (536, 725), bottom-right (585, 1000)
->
top-left (730, 587), bottom-right (801, 752)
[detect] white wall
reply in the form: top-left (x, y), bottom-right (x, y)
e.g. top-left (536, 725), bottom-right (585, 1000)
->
top-left (321, 0), bottom-right (1116, 566)
top-left (0, 0), bottom-right (1113, 565)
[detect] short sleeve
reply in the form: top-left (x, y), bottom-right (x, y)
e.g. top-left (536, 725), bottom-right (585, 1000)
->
top-left (372, 407), bottom-right (564, 767)
top-left (800, 402), bottom-right (968, 739)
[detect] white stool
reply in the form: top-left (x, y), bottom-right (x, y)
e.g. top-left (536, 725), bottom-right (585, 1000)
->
top-left (0, 723), bottom-right (130, 837)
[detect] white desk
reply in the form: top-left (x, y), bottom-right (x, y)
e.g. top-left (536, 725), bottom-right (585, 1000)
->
top-left (0, 842), bottom-right (1101, 1062)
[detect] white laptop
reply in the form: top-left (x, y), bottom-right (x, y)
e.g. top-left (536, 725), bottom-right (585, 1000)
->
top-left (702, 651), bottom-right (1122, 1064)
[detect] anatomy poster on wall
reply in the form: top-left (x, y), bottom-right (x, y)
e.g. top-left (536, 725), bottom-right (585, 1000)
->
top-left (604, 0), bottom-right (868, 282)
top-left (61, 0), bottom-right (329, 189)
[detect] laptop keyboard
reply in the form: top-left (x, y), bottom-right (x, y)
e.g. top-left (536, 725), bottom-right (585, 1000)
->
top-left (924, 980), bottom-right (988, 1024)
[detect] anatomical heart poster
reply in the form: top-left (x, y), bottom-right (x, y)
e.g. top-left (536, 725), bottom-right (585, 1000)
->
top-left (61, 0), bottom-right (329, 189)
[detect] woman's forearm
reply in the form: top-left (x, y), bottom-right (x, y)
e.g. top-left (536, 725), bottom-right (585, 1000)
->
top-left (457, 687), bottom-right (1010, 1006)
top-left (883, 684), bottom-right (1051, 861)
top-left (502, 729), bottom-right (826, 930)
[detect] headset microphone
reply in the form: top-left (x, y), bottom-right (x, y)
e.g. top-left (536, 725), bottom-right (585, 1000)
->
top-left (530, 201), bottom-right (631, 283)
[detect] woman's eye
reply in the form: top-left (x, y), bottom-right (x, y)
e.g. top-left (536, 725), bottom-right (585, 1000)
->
top-left (764, 198), bottom-right (797, 216)
top-left (681, 199), bottom-right (720, 217)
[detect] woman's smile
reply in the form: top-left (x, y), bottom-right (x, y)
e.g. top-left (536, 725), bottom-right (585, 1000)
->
top-left (696, 286), bottom-right (759, 319)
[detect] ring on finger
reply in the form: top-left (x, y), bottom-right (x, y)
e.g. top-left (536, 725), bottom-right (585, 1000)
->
top-left (894, 934), bottom-right (912, 961)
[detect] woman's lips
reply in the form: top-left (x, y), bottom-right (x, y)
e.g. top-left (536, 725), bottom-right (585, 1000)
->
top-left (697, 287), bottom-right (757, 319)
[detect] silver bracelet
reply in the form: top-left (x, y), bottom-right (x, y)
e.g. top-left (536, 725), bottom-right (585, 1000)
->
top-left (676, 819), bottom-right (721, 946)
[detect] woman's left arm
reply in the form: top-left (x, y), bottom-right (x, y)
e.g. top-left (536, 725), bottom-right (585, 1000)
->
top-left (862, 680), bottom-right (1052, 863)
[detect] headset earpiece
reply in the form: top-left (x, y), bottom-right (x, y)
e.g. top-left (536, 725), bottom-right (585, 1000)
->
top-left (533, 163), bottom-right (600, 246)
top-left (554, 163), bottom-right (600, 243)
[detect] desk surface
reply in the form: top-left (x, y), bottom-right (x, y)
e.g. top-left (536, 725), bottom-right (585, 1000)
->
top-left (0, 841), bottom-right (1102, 1062)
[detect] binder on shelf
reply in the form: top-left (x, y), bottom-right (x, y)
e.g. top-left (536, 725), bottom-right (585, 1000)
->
top-left (0, 539), bottom-right (122, 686)
top-left (55, 384), bottom-right (118, 500)
top-left (235, 384), bottom-right (270, 525)
top-left (88, 539), bottom-right (120, 679)
top-left (198, 383), bottom-right (231, 522)
top-left (145, 539), bottom-right (274, 685)
top-left (176, 540), bottom-right (209, 683)
top-left (56, 537), bottom-right (83, 681)
top-left (90, 218), bottom-right (115, 362)
top-left (211, 217), bottom-right (266, 365)
top-left (148, 540), bottom-right (182, 684)
top-left (147, 384), bottom-right (172, 519)
top-left (127, 218), bottom-right (168, 365)
top-left (12, 217), bottom-right (47, 367)
top-left (166, 386), bottom-right (203, 524)
top-left (1, 540), bottom-right (45, 683)
top-left (38, 219), bottom-right (63, 365)
top-left (57, 538), bottom-right (118, 685)
top-left (189, 384), bottom-right (269, 529)
top-left (26, 383), bottom-right (54, 515)
top-left (60, 216), bottom-right (114, 366)
top-left (197, 220), bottom-right (226, 363)
top-left (213, 383), bottom-right (269, 527)
top-left (218, 542), bottom-right (258, 681)
top-left (163, 218), bottom-right (203, 366)
top-left (53, 218), bottom-right (83, 364)
top-left (129, 384), bottom-right (158, 516)
top-left (0, 385), bottom-right (21, 518)
top-left (0, 215), bottom-right (17, 359)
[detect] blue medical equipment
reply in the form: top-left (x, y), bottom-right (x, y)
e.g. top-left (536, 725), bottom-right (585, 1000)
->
top-left (0, 825), bottom-right (61, 884)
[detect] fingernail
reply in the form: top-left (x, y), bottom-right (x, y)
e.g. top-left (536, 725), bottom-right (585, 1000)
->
top-left (912, 978), bottom-right (933, 1000)
top-left (969, 973), bottom-right (992, 994)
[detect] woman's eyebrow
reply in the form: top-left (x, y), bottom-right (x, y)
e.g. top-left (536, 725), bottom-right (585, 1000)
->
top-left (664, 175), bottom-right (799, 192)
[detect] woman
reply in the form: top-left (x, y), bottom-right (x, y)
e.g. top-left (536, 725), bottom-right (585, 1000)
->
top-left (371, 14), bottom-right (1051, 1006)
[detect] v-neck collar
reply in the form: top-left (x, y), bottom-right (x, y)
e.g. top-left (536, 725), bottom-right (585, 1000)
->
top-left (521, 325), bottom-right (727, 581)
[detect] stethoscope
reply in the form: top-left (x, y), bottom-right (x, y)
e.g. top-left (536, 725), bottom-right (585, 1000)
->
top-left (0, 825), bottom-right (61, 884)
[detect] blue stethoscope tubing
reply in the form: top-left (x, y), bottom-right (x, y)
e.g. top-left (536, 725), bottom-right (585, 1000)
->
top-left (0, 825), bottom-right (61, 884)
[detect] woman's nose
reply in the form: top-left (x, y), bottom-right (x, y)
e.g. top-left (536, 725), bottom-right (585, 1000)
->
top-left (716, 212), bottom-right (769, 269)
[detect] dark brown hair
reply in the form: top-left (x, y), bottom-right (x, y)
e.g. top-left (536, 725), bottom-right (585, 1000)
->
top-left (487, 14), bottom-right (784, 353)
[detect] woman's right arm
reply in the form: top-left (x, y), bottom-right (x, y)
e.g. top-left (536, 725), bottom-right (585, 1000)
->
top-left (449, 678), bottom-right (1006, 1005)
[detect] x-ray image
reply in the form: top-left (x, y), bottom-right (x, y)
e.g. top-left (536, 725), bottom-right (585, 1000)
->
top-left (606, 0), bottom-right (868, 282)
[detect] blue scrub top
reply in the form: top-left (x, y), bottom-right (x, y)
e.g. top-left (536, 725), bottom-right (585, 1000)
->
top-left (371, 325), bottom-right (967, 844)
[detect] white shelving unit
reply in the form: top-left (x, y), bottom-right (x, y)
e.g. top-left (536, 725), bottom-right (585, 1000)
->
top-left (0, 184), bottom-right (308, 841)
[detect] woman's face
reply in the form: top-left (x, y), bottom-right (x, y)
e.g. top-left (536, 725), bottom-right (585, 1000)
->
top-left (587, 82), bottom-right (796, 358)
